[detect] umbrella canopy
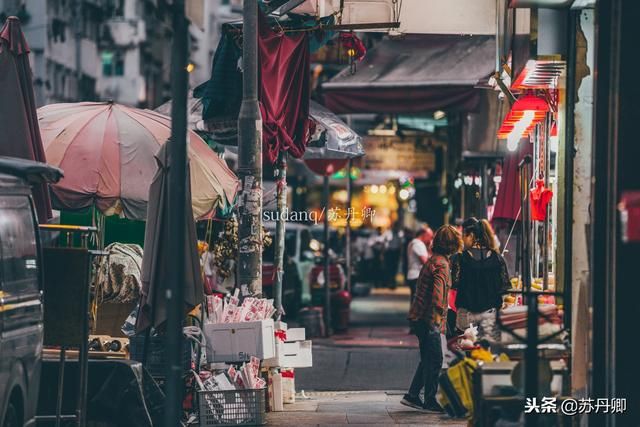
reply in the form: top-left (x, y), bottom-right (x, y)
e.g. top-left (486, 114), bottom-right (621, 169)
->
top-left (38, 102), bottom-right (239, 220)
top-left (136, 143), bottom-right (203, 332)
top-left (0, 16), bottom-right (53, 222)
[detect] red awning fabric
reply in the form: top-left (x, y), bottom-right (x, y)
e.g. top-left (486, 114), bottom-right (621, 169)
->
top-left (322, 34), bottom-right (496, 114)
top-left (258, 11), bottom-right (312, 163)
top-left (0, 17), bottom-right (52, 222)
top-left (492, 140), bottom-right (534, 223)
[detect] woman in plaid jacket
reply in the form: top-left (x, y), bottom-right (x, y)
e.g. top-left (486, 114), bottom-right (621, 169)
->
top-left (402, 225), bottom-right (462, 413)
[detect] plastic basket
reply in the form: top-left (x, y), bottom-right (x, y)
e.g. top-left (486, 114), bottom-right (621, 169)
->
top-left (129, 333), bottom-right (192, 378)
top-left (198, 388), bottom-right (266, 426)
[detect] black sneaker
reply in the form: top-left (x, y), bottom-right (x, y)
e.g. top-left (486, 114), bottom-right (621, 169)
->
top-left (423, 400), bottom-right (445, 414)
top-left (400, 394), bottom-right (424, 410)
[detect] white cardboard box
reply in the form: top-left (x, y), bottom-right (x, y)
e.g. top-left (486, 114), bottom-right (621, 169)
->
top-left (283, 340), bottom-right (312, 368)
top-left (204, 319), bottom-right (275, 362)
top-left (285, 328), bottom-right (305, 342)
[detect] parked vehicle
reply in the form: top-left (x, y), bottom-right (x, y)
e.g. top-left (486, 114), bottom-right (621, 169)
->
top-left (262, 222), bottom-right (315, 317)
top-left (0, 158), bottom-right (62, 427)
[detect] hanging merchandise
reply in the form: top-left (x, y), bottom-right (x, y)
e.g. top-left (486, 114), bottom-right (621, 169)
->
top-left (339, 32), bottom-right (366, 74)
top-left (258, 11), bottom-right (313, 163)
top-left (530, 179), bottom-right (553, 222)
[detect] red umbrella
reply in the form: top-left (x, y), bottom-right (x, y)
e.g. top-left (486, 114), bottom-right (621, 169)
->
top-left (0, 17), bottom-right (52, 222)
top-left (37, 102), bottom-right (239, 221)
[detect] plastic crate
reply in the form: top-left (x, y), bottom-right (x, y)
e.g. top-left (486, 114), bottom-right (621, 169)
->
top-left (198, 388), bottom-right (266, 426)
top-left (129, 333), bottom-right (192, 378)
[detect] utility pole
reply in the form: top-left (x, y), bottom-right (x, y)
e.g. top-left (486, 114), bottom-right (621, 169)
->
top-left (165, 0), bottom-right (189, 425)
top-left (238, 0), bottom-right (263, 297)
top-left (323, 175), bottom-right (332, 336)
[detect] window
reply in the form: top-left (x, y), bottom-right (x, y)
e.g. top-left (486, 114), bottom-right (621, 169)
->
top-left (102, 51), bottom-right (125, 76)
top-left (0, 196), bottom-right (38, 294)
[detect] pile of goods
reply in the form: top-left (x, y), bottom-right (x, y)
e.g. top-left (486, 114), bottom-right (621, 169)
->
top-left (93, 242), bottom-right (143, 303)
top-left (499, 304), bottom-right (564, 343)
top-left (195, 357), bottom-right (266, 392)
top-left (205, 290), bottom-right (277, 324)
top-left (210, 218), bottom-right (272, 280)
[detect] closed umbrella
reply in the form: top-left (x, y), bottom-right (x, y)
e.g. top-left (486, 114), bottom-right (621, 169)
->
top-left (0, 17), bottom-right (52, 222)
top-left (37, 102), bottom-right (239, 220)
top-left (135, 143), bottom-right (203, 332)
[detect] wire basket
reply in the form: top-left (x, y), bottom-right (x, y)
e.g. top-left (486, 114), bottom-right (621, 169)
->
top-left (198, 388), bottom-right (266, 426)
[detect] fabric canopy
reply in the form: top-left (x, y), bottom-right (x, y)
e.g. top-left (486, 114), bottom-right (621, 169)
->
top-left (258, 10), bottom-right (312, 163)
top-left (0, 17), bottom-right (53, 222)
top-left (322, 34), bottom-right (496, 114)
top-left (492, 140), bottom-right (533, 223)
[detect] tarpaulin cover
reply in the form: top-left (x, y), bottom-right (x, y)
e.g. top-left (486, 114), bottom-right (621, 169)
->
top-left (37, 102), bottom-right (239, 220)
top-left (322, 34), bottom-right (496, 114)
top-left (38, 359), bottom-right (164, 426)
top-left (0, 17), bottom-right (53, 222)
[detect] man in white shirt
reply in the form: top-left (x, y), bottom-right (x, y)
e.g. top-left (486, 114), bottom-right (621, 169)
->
top-left (406, 224), bottom-right (434, 302)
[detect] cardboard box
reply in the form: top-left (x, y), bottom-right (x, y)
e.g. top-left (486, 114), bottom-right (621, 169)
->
top-left (285, 328), bottom-right (305, 342)
top-left (264, 339), bottom-right (313, 368)
top-left (267, 370), bottom-right (284, 412)
top-left (204, 319), bottom-right (275, 362)
top-left (283, 340), bottom-right (312, 368)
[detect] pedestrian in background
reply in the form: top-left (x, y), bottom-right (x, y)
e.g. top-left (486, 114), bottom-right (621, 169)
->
top-left (383, 222), bottom-right (404, 289)
top-left (452, 217), bottom-right (510, 342)
top-left (402, 225), bottom-right (462, 413)
top-left (406, 224), bottom-right (433, 303)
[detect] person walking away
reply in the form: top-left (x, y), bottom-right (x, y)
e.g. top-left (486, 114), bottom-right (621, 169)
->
top-left (452, 218), bottom-right (511, 342)
top-left (371, 227), bottom-right (386, 287)
top-left (383, 222), bottom-right (404, 289)
top-left (406, 225), bottom-right (433, 303)
top-left (402, 225), bottom-right (462, 413)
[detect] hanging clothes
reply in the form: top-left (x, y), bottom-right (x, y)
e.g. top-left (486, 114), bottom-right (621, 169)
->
top-left (258, 11), bottom-right (312, 163)
top-left (492, 141), bottom-right (534, 224)
top-left (530, 179), bottom-right (553, 221)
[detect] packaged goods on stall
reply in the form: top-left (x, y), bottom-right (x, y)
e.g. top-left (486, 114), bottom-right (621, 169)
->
top-left (205, 289), bottom-right (277, 324)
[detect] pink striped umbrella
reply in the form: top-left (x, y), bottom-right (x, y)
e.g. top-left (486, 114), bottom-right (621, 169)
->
top-left (37, 102), bottom-right (239, 220)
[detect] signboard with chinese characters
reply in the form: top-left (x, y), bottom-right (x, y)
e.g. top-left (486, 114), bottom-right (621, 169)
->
top-left (362, 136), bottom-right (437, 174)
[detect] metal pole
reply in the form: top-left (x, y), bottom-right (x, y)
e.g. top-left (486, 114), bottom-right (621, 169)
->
top-left (165, 0), bottom-right (188, 425)
top-left (238, 0), bottom-right (263, 297)
top-left (346, 159), bottom-right (353, 293)
top-left (542, 115), bottom-right (550, 291)
top-left (273, 151), bottom-right (287, 316)
top-left (323, 175), bottom-right (332, 336)
top-left (520, 155), bottom-right (538, 427)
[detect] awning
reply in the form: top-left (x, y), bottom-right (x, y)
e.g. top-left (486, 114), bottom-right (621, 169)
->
top-left (322, 34), bottom-right (496, 114)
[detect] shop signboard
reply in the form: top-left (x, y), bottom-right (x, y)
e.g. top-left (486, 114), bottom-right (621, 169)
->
top-left (362, 135), bottom-right (437, 174)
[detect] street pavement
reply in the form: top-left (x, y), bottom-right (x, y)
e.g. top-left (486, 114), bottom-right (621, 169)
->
top-left (266, 288), bottom-right (466, 426)
top-left (297, 287), bottom-right (419, 391)
top-left (266, 390), bottom-right (466, 426)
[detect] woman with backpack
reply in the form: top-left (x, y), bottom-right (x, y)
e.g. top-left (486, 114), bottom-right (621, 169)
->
top-left (451, 217), bottom-right (510, 342)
